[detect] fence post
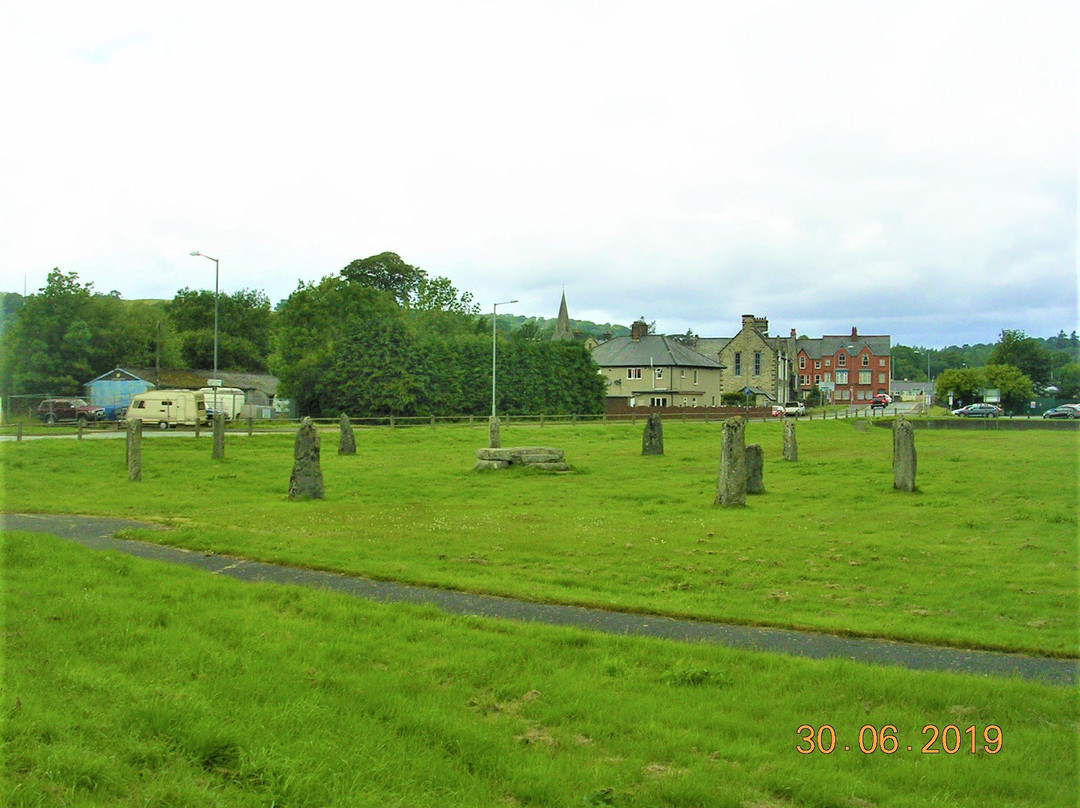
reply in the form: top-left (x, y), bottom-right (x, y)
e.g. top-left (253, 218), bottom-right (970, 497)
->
top-left (469, 414), bottom-right (474, 428)
top-left (248, 416), bottom-right (253, 437)
top-left (17, 423), bottom-right (22, 442)
top-left (430, 415), bottom-right (436, 428)
top-left (540, 414), bottom-right (545, 428)
top-left (390, 415), bottom-right (395, 429)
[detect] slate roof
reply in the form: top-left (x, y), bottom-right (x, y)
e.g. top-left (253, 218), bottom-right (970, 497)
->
top-left (690, 337), bottom-right (731, 360)
top-left (591, 335), bottom-right (723, 368)
top-left (796, 335), bottom-right (891, 359)
top-left (103, 367), bottom-right (280, 396)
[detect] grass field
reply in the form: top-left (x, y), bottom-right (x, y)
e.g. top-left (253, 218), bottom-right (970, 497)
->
top-left (2, 419), bottom-right (1078, 805)
top-left (2, 420), bottom-right (1076, 655)
top-left (3, 531), bottom-right (1077, 807)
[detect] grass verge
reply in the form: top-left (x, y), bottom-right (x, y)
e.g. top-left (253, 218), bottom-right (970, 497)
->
top-left (3, 532), bottom-right (1077, 807)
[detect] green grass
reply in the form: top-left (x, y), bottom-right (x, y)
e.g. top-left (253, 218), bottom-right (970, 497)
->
top-left (2, 420), bottom-right (1076, 656)
top-left (3, 531), bottom-right (1077, 807)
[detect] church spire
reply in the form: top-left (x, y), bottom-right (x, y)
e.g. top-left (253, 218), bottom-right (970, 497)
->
top-left (552, 290), bottom-right (574, 341)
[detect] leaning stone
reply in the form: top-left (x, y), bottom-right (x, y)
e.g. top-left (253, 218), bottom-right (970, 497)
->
top-left (489, 416), bottom-right (501, 448)
top-left (714, 417), bottom-right (747, 507)
top-left (289, 417), bottom-right (324, 500)
top-left (745, 444), bottom-right (765, 494)
top-left (782, 420), bottom-right (798, 461)
top-left (338, 413), bottom-right (356, 455)
top-left (893, 415), bottom-right (917, 492)
top-left (642, 412), bottom-right (664, 455)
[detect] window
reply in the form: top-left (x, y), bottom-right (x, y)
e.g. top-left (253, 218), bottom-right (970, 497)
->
top-left (734, 352), bottom-right (742, 375)
top-left (814, 374), bottom-right (821, 384)
top-left (680, 369), bottom-right (685, 378)
top-left (627, 368), bottom-right (642, 379)
top-left (824, 358), bottom-right (831, 367)
top-left (879, 358), bottom-right (886, 367)
top-left (655, 368), bottom-right (664, 380)
top-left (693, 370), bottom-right (699, 385)
top-left (859, 370), bottom-right (871, 385)
top-left (799, 356), bottom-right (806, 369)
top-left (861, 354), bottom-right (869, 366)
top-left (835, 370), bottom-right (848, 385)
top-left (878, 373), bottom-right (886, 384)
top-left (799, 374), bottom-right (808, 386)
top-left (650, 396), bottom-right (668, 407)
top-left (814, 360), bottom-right (821, 369)
top-left (824, 372), bottom-right (832, 382)
top-left (754, 352), bottom-right (761, 376)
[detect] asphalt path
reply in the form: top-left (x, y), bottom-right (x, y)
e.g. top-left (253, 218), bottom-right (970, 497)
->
top-left (3, 512), bottom-right (1076, 687)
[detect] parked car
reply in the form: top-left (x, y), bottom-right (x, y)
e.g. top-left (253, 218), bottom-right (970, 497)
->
top-left (783, 402), bottom-right (806, 416)
top-left (770, 405), bottom-right (785, 418)
top-left (1042, 404), bottom-right (1080, 419)
top-left (206, 407), bottom-right (232, 422)
top-left (36, 398), bottom-right (106, 426)
top-left (870, 394), bottom-right (891, 410)
top-left (952, 403), bottom-right (1002, 418)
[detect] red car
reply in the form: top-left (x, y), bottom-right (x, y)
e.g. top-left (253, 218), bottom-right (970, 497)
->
top-left (37, 397), bottom-right (106, 426)
top-left (870, 394), bottom-right (892, 410)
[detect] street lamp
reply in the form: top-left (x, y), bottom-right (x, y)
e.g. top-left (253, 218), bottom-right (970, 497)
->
top-left (491, 299), bottom-right (518, 418)
top-left (190, 251), bottom-right (220, 413)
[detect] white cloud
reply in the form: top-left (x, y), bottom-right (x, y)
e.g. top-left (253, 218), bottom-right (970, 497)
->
top-left (0, 0), bottom-right (1074, 347)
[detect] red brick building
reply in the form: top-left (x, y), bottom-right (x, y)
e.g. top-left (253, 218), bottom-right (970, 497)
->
top-left (794, 327), bottom-right (891, 404)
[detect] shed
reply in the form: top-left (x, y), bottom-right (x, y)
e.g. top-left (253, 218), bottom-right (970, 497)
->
top-left (84, 368), bottom-right (154, 419)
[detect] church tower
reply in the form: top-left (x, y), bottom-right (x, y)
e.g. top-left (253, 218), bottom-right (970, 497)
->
top-left (551, 290), bottom-right (574, 341)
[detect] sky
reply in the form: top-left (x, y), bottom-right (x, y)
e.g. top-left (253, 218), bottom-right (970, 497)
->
top-left (1, 1), bottom-right (1075, 348)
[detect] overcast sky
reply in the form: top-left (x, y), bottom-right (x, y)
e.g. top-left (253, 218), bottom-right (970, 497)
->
top-left (1, 1), bottom-right (1075, 347)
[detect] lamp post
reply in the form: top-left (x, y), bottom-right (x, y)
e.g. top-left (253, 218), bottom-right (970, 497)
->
top-left (491, 299), bottom-right (518, 418)
top-left (190, 251), bottom-right (220, 414)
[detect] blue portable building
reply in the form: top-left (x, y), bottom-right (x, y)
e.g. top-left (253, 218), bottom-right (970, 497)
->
top-left (84, 368), bottom-right (154, 420)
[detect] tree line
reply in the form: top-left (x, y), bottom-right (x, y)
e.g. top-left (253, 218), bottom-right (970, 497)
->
top-left (0, 254), bottom-right (607, 418)
top-left (2, 257), bottom-right (1076, 417)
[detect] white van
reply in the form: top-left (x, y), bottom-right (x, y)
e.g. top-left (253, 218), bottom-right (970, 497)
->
top-left (126, 390), bottom-right (207, 429)
top-left (198, 387), bottom-right (245, 419)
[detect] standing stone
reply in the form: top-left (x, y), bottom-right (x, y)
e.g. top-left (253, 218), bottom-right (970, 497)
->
top-left (714, 417), bottom-right (747, 507)
top-left (642, 412), bottom-right (664, 455)
top-left (782, 420), bottom-right (798, 461)
top-left (288, 417), bottom-right (324, 500)
top-left (338, 413), bottom-right (356, 455)
top-left (126, 419), bottom-right (142, 482)
top-left (893, 415), bottom-right (917, 492)
top-left (745, 444), bottom-right (765, 494)
top-left (489, 416), bottom-right (501, 449)
top-left (212, 412), bottom-right (226, 459)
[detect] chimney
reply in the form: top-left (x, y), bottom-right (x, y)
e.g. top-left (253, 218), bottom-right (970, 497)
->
top-left (631, 320), bottom-right (649, 341)
top-left (790, 328), bottom-right (797, 338)
top-left (851, 326), bottom-right (858, 339)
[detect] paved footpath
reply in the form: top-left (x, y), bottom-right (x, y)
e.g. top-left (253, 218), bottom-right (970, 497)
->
top-left (4, 513), bottom-right (1076, 687)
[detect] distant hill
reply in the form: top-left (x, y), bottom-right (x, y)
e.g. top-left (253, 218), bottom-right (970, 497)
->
top-left (495, 313), bottom-right (630, 341)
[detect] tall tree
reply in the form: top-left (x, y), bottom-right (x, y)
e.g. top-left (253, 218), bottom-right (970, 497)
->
top-left (1, 269), bottom-right (96, 394)
top-left (935, 367), bottom-right (985, 407)
top-left (983, 364), bottom-right (1033, 413)
top-left (987, 329), bottom-right (1051, 384)
top-left (166, 287), bottom-right (273, 371)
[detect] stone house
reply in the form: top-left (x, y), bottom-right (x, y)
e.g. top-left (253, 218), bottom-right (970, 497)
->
top-left (590, 320), bottom-right (724, 408)
top-left (694, 315), bottom-right (796, 407)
